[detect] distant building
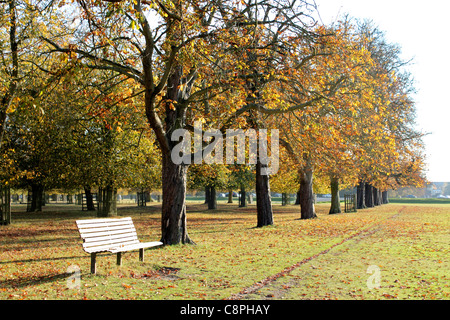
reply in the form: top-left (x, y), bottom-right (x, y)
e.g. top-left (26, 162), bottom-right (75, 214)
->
top-left (425, 182), bottom-right (443, 197)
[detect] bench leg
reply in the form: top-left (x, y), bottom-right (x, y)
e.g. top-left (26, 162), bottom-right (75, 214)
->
top-left (139, 248), bottom-right (144, 262)
top-left (117, 252), bottom-right (122, 266)
top-left (91, 253), bottom-right (97, 274)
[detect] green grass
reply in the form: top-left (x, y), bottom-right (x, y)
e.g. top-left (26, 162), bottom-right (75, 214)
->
top-left (1, 202), bottom-right (448, 300)
top-left (389, 198), bottom-right (450, 205)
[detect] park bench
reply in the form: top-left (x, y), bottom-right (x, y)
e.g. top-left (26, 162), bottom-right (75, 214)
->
top-left (76, 217), bottom-right (163, 274)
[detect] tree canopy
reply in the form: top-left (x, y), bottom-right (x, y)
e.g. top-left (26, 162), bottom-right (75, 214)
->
top-left (0, 1), bottom-right (426, 240)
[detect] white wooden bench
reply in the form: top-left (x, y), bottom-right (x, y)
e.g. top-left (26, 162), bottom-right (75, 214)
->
top-left (76, 217), bottom-right (163, 274)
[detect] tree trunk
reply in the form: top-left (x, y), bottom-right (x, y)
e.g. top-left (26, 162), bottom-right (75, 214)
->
top-left (239, 185), bottom-right (247, 207)
top-left (0, 0), bottom-right (19, 148)
top-left (373, 187), bottom-right (381, 206)
top-left (382, 190), bottom-right (389, 204)
top-left (373, 187), bottom-right (377, 206)
top-left (256, 161), bottom-right (273, 227)
top-left (365, 183), bottom-right (374, 208)
top-left (299, 166), bottom-right (317, 219)
top-left (357, 181), bottom-right (366, 209)
top-left (204, 186), bottom-right (210, 204)
top-left (329, 176), bottom-right (341, 214)
top-left (141, 63), bottom-right (194, 245)
top-left (295, 187), bottom-right (301, 205)
top-left (247, 193), bottom-right (253, 204)
top-left (160, 153), bottom-right (194, 245)
top-left (28, 183), bottom-right (44, 212)
top-left (98, 185), bottom-right (117, 217)
top-left (84, 186), bottom-right (96, 211)
top-left (0, 185), bottom-right (11, 225)
top-left (282, 193), bottom-right (288, 206)
top-left (207, 185), bottom-right (217, 210)
top-left (228, 189), bottom-right (233, 203)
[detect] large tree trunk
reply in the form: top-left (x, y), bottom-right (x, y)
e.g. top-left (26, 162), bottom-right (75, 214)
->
top-left (145, 63), bottom-right (196, 245)
top-left (329, 176), bottom-right (341, 214)
top-left (299, 166), bottom-right (316, 219)
top-left (160, 153), bottom-right (194, 245)
top-left (256, 161), bottom-right (273, 227)
top-left (207, 185), bottom-right (217, 210)
top-left (381, 190), bottom-right (389, 204)
top-left (98, 185), bottom-right (117, 217)
top-left (357, 180), bottom-right (366, 209)
top-left (84, 186), bottom-right (96, 211)
top-left (365, 183), bottom-right (374, 208)
top-left (28, 183), bottom-right (44, 212)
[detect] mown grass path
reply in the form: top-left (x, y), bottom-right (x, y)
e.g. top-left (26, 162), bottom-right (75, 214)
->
top-left (228, 208), bottom-right (406, 300)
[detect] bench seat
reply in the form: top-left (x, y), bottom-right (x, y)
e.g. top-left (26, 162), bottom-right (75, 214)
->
top-left (76, 217), bottom-right (163, 274)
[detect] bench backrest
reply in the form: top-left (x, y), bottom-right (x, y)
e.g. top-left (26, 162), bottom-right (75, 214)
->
top-left (76, 217), bottom-right (140, 253)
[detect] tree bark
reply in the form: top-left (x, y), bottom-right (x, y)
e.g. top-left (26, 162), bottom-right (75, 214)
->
top-left (207, 185), bottom-right (217, 210)
top-left (204, 186), bottom-right (210, 204)
top-left (84, 186), bottom-right (96, 211)
top-left (373, 187), bottom-right (381, 206)
top-left (28, 183), bottom-right (44, 212)
top-left (228, 189), bottom-right (233, 203)
top-left (299, 166), bottom-right (317, 219)
top-left (365, 183), bottom-right (374, 208)
top-left (295, 187), bottom-right (301, 205)
top-left (381, 190), bottom-right (389, 204)
top-left (144, 64), bottom-right (195, 245)
top-left (239, 185), bottom-right (247, 207)
top-left (357, 180), bottom-right (366, 209)
top-left (329, 176), bottom-right (341, 214)
top-left (0, 185), bottom-right (11, 225)
top-left (160, 153), bottom-right (194, 245)
top-left (256, 161), bottom-right (273, 227)
top-left (97, 185), bottom-right (117, 217)
top-left (282, 193), bottom-right (288, 206)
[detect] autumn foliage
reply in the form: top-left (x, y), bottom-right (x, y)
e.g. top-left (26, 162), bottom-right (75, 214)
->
top-left (0, 1), bottom-right (426, 239)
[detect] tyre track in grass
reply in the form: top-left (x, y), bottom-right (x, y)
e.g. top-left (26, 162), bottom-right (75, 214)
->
top-left (227, 207), bottom-right (406, 300)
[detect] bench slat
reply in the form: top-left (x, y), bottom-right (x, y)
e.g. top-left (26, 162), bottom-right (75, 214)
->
top-left (78, 222), bottom-right (136, 231)
top-left (109, 241), bottom-right (163, 253)
top-left (83, 236), bottom-right (139, 250)
top-left (76, 217), bottom-right (132, 226)
top-left (79, 228), bottom-right (137, 240)
top-left (83, 234), bottom-right (139, 246)
top-left (77, 223), bottom-right (134, 232)
top-left (83, 242), bottom-right (135, 253)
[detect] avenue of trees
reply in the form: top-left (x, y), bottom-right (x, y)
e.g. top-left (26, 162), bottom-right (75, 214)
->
top-left (1, 0), bottom-right (426, 243)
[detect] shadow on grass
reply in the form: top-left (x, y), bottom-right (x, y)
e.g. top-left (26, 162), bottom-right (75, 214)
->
top-left (0, 254), bottom-right (87, 266)
top-left (0, 272), bottom-right (71, 289)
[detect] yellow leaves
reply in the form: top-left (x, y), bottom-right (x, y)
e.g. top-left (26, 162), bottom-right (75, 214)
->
top-left (6, 97), bottom-right (20, 114)
top-left (166, 101), bottom-right (176, 111)
top-left (125, 58), bottom-right (135, 66)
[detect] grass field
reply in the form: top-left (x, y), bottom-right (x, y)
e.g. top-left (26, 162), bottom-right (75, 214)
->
top-left (0, 200), bottom-right (448, 300)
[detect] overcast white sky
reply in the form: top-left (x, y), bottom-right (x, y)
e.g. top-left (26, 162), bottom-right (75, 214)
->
top-left (312, 0), bottom-right (450, 182)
